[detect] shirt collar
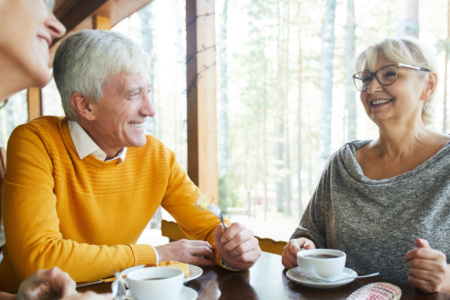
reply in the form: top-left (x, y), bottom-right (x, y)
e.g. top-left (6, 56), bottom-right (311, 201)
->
top-left (68, 120), bottom-right (127, 164)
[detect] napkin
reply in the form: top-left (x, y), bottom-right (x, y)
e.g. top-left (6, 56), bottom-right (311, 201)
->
top-left (347, 282), bottom-right (401, 300)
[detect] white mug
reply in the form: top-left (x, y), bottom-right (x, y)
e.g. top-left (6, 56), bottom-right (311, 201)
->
top-left (127, 267), bottom-right (184, 300)
top-left (297, 249), bottom-right (346, 281)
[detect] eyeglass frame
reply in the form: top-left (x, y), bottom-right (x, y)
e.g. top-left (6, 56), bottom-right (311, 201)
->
top-left (352, 62), bottom-right (430, 92)
top-left (44, 0), bottom-right (56, 12)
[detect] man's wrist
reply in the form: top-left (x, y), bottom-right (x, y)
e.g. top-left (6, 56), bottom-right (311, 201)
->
top-left (150, 245), bottom-right (160, 263)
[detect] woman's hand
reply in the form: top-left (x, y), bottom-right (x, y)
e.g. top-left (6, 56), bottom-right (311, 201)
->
top-left (405, 238), bottom-right (450, 293)
top-left (281, 237), bottom-right (316, 270)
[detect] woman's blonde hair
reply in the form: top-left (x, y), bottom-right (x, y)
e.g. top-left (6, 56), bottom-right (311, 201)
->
top-left (354, 37), bottom-right (439, 125)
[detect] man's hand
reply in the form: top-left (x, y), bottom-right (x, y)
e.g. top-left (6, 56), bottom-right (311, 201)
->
top-left (405, 238), bottom-right (450, 293)
top-left (281, 237), bottom-right (316, 270)
top-left (155, 239), bottom-right (216, 266)
top-left (213, 222), bottom-right (261, 270)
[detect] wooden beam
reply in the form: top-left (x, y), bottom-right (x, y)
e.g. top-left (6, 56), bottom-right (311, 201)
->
top-left (54, 0), bottom-right (108, 33)
top-left (27, 88), bottom-right (42, 121)
top-left (53, 0), bottom-right (154, 36)
top-left (95, 0), bottom-right (154, 29)
top-left (51, 1), bottom-right (155, 56)
top-left (186, 0), bottom-right (218, 199)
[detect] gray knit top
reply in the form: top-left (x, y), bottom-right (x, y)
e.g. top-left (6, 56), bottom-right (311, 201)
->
top-left (291, 140), bottom-right (450, 282)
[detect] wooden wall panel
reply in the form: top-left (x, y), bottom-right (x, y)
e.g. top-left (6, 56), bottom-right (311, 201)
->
top-left (186, 0), bottom-right (218, 199)
top-left (27, 88), bottom-right (42, 121)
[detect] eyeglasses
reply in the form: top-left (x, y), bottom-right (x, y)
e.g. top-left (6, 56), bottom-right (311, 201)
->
top-left (44, 0), bottom-right (55, 12)
top-left (352, 63), bottom-right (430, 91)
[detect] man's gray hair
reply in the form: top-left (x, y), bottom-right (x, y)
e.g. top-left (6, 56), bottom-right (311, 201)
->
top-left (53, 30), bottom-right (150, 120)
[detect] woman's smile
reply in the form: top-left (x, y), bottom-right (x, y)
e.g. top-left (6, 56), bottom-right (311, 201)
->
top-left (370, 98), bottom-right (393, 106)
top-left (37, 34), bottom-right (51, 49)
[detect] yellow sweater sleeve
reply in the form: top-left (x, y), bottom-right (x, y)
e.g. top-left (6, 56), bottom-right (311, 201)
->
top-left (160, 147), bottom-right (232, 267)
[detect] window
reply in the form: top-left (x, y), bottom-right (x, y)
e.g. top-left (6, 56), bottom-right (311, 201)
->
top-left (111, 0), bottom-right (449, 242)
top-left (0, 91), bottom-right (27, 148)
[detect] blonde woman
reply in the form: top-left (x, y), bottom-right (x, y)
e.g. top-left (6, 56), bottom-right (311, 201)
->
top-left (282, 37), bottom-right (450, 294)
top-left (0, 0), bottom-right (64, 101)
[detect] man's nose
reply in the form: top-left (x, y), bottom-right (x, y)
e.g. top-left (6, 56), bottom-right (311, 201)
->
top-left (141, 93), bottom-right (156, 117)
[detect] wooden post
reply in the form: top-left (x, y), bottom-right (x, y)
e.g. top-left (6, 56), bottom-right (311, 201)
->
top-left (27, 87), bottom-right (42, 121)
top-left (94, 15), bottom-right (111, 30)
top-left (186, 0), bottom-right (218, 200)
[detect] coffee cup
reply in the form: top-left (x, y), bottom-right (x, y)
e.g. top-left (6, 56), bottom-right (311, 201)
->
top-left (297, 249), bottom-right (346, 281)
top-left (126, 267), bottom-right (184, 300)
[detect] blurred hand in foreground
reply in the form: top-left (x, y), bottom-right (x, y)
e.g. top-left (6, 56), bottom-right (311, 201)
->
top-left (15, 267), bottom-right (112, 300)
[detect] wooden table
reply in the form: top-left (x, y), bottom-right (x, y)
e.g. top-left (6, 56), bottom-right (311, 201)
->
top-left (78, 251), bottom-right (450, 299)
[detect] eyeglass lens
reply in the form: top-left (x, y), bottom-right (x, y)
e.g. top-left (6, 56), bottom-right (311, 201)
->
top-left (44, 0), bottom-right (55, 12)
top-left (354, 65), bottom-right (398, 91)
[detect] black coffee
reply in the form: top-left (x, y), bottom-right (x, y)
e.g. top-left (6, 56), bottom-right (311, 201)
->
top-left (304, 254), bottom-right (338, 259)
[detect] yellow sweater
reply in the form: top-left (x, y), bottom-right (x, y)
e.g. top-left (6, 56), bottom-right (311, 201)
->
top-left (0, 116), bottom-right (225, 292)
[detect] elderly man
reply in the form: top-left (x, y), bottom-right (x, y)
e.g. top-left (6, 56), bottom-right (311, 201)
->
top-left (0, 29), bottom-right (261, 292)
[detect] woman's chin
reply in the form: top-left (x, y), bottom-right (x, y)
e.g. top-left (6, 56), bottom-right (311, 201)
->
top-left (31, 69), bottom-right (52, 89)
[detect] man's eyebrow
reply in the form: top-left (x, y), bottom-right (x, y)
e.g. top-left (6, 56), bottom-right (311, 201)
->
top-left (129, 87), bottom-right (141, 93)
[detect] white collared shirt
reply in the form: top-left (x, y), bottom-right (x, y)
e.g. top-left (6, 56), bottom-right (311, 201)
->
top-left (68, 120), bottom-right (159, 262)
top-left (68, 120), bottom-right (127, 164)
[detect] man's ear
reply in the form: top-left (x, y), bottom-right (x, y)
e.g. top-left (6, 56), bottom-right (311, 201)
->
top-left (421, 72), bottom-right (437, 101)
top-left (70, 93), bottom-right (96, 121)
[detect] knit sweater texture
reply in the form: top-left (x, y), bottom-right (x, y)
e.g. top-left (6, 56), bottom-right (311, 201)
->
top-left (291, 140), bottom-right (450, 282)
top-left (0, 116), bottom-right (225, 292)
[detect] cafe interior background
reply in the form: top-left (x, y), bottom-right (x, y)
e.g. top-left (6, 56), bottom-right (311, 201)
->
top-left (0, 0), bottom-right (448, 245)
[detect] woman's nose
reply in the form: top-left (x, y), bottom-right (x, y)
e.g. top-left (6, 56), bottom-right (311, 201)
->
top-left (366, 77), bottom-right (383, 94)
top-left (45, 13), bottom-right (66, 40)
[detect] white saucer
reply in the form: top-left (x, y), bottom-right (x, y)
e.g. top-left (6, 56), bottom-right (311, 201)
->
top-left (180, 286), bottom-right (197, 300)
top-left (120, 264), bottom-right (203, 283)
top-left (286, 267), bottom-right (357, 289)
